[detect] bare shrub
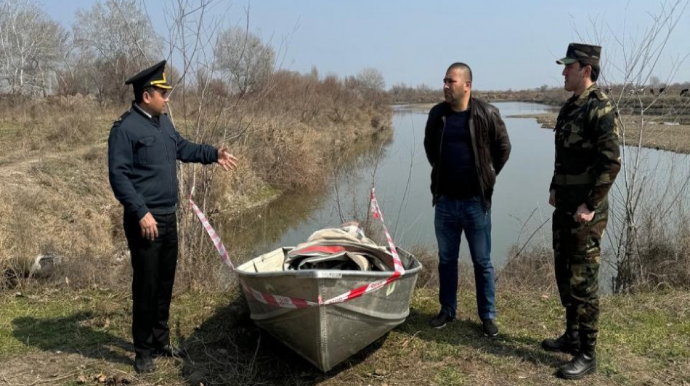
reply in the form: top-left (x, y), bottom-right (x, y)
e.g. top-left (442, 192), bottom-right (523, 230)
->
top-left (389, 83), bottom-right (441, 104)
top-left (496, 244), bottom-right (556, 292)
top-left (616, 208), bottom-right (690, 290)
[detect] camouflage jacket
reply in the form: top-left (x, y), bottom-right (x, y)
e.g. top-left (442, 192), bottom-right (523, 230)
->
top-left (550, 83), bottom-right (621, 212)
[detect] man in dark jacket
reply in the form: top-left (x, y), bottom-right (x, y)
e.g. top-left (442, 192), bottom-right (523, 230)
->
top-left (423, 62), bottom-right (511, 336)
top-left (108, 60), bottom-right (238, 373)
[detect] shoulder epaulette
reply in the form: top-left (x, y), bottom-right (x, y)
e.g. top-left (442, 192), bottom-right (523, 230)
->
top-left (112, 111), bottom-right (131, 127)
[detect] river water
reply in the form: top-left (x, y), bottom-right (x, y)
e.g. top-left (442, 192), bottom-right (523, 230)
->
top-left (221, 102), bottom-right (690, 282)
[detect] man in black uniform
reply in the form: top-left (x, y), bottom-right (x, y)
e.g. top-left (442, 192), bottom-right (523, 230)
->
top-left (108, 60), bottom-right (238, 373)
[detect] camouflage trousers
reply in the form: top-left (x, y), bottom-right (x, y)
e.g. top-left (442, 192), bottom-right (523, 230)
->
top-left (552, 200), bottom-right (608, 341)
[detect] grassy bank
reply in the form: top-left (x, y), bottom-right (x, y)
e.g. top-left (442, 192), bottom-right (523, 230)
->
top-left (508, 112), bottom-right (690, 154)
top-left (0, 283), bottom-right (688, 385)
top-left (0, 71), bottom-right (392, 290)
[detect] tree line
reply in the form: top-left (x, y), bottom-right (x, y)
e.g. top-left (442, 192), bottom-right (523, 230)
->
top-left (0, 0), bottom-right (387, 104)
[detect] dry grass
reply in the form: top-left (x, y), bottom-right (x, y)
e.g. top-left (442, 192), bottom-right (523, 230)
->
top-left (0, 148), bottom-right (125, 289)
top-left (513, 112), bottom-right (690, 154)
top-left (497, 244), bottom-right (557, 292)
top-left (408, 242), bottom-right (557, 296)
top-left (0, 70), bottom-right (393, 290)
top-left (615, 208), bottom-right (690, 292)
top-left (0, 95), bottom-right (123, 290)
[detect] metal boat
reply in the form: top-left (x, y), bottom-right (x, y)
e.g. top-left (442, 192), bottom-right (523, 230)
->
top-left (235, 247), bottom-right (422, 372)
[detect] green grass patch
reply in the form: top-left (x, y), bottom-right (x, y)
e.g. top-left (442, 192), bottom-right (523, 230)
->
top-left (1, 287), bottom-right (689, 385)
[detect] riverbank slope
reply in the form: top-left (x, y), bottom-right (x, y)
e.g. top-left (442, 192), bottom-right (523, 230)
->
top-left (0, 77), bottom-right (392, 290)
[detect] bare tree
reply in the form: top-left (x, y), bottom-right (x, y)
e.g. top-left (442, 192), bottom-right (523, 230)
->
top-left (0, 0), bottom-right (67, 96)
top-left (574, 0), bottom-right (690, 292)
top-left (356, 67), bottom-right (386, 92)
top-left (214, 26), bottom-right (275, 97)
top-left (158, 0), bottom-right (241, 289)
top-left (70, 0), bottom-right (159, 102)
top-left (354, 67), bottom-right (388, 109)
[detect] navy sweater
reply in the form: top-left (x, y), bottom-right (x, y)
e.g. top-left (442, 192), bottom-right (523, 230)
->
top-left (438, 110), bottom-right (481, 199)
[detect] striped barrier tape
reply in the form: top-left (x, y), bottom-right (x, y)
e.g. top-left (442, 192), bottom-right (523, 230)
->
top-left (189, 187), bottom-right (404, 307)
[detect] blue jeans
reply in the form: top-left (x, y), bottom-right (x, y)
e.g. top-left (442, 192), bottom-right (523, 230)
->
top-left (434, 196), bottom-right (496, 320)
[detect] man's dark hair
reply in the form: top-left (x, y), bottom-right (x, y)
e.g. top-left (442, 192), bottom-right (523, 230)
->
top-left (579, 61), bottom-right (600, 82)
top-left (447, 62), bottom-right (473, 82)
top-left (135, 87), bottom-right (158, 104)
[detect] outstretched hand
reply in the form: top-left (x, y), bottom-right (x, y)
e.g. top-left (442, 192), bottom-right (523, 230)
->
top-left (217, 146), bottom-right (238, 171)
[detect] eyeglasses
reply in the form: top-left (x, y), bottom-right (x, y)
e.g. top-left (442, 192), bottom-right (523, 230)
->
top-left (443, 78), bottom-right (458, 84)
top-left (146, 87), bottom-right (169, 98)
top-left (154, 88), bottom-right (169, 98)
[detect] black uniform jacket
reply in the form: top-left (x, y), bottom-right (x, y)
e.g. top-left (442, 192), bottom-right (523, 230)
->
top-left (108, 104), bottom-right (218, 220)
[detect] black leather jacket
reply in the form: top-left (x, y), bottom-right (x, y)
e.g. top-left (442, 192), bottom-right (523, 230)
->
top-left (423, 97), bottom-right (511, 209)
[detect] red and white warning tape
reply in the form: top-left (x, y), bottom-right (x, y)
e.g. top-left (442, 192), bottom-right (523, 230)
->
top-left (189, 187), bottom-right (404, 308)
top-left (320, 189), bottom-right (404, 305)
top-left (188, 187), bottom-right (235, 271)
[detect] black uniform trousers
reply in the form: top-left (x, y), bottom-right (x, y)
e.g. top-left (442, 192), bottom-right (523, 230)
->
top-left (123, 212), bottom-right (178, 357)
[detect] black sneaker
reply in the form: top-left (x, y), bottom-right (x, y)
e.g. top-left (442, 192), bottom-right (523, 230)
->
top-left (429, 312), bottom-right (454, 329)
top-left (482, 319), bottom-right (498, 337)
top-left (134, 355), bottom-right (155, 373)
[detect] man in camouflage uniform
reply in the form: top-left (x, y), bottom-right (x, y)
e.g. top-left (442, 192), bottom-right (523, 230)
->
top-left (542, 43), bottom-right (621, 380)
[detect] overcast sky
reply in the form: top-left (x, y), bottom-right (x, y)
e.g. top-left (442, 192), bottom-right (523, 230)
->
top-left (42, 0), bottom-right (690, 91)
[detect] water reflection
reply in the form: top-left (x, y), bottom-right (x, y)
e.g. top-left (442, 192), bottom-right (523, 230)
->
top-left (218, 129), bottom-right (393, 266)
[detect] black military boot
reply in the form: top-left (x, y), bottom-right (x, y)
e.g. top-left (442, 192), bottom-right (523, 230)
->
top-left (557, 337), bottom-right (596, 380)
top-left (541, 329), bottom-right (580, 354)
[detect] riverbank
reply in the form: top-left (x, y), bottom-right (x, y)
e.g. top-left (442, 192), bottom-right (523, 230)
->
top-left (397, 103), bottom-right (690, 154)
top-left (0, 75), bottom-right (392, 290)
top-left (508, 112), bottom-right (690, 154)
top-left (1, 284), bottom-right (687, 385)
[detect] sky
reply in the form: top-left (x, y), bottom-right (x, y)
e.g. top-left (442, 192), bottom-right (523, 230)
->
top-left (40, 0), bottom-right (690, 91)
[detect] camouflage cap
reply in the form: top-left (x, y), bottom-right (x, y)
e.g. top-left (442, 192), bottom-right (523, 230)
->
top-left (556, 43), bottom-right (601, 65)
